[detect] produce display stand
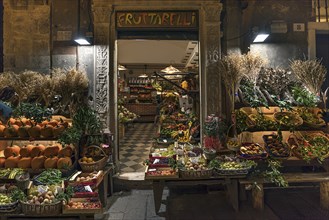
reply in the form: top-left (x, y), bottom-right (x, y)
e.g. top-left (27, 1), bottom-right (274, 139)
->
top-left (234, 106), bottom-right (329, 210)
top-left (0, 165), bottom-right (113, 220)
top-left (0, 116), bottom-right (114, 219)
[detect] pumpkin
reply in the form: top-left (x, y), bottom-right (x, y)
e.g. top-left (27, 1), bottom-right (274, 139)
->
top-left (4, 145), bottom-right (21, 158)
top-left (48, 120), bottom-right (59, 127)
top-left (57, 157), bottom-right (72, 169)
top-left (40, 120), bottom-right (49, 127)
top-left (18, 125), bottom-right (31, 138)
top-left (40, 124), bottom-right (54, 138)
top-left (31, 156), bottom-right (46, 169)
top-left (0, 124), bottom-right (5, 137)
top-left (53, 125), bottom-right (65, 138)
top-left (20, 144), bottom-right (34, 157)
top-left (5, 156), bottom-right (21, 168)
top-left (43, 145), bottom-right (61, 157)
top-left (28, 124), bottom-right (42, 138)
top-left (30, 144), bottom-right (46, 157)
top-left (0, 157), bottom-right (5, 168)
top-left (18, 157), bottom-right (32, 168)
top-left (3, 124), bottom-right (19, 138)
top-left (8, 118), bottom-right (16, 125)
top-left (44, 157), bottom-right (58, 169)
top-left (58, 146), bottom-right (73, 158)
top-left (25, 120), bottom-right (33, 127)
top-left (60, 120), bottom-right (69, 129)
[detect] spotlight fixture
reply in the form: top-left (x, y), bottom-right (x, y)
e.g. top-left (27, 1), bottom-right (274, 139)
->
top-left (253, 33), bottom-right (269, 43)
top-left (74, 0), bottom-right (92, 45)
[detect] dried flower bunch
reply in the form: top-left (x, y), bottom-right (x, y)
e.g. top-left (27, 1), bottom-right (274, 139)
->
top-left (290, 58), bottom-right (327, 95)
top-left (0, 70), bottom-right (44, 103)
top-left (240, 52), bottom-right (267, 86)
top-left (52, 68), bottom-right (89, 106)
top-left (0, 68), bottom-right (89, 117)
top-left (218, 53), bottom-right (244, 107)
top-left (257, 68), bottom-right (296, 96)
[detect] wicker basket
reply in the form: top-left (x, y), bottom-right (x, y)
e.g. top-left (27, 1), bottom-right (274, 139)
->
top-left (0, 201), bottom-right (18, 213)
top-left (273, 111), bottom-right (303, 127)
top-left (79, 145), bottom-right (108, 172)
top-left (20, 200), bottom-right (62, 216)
top-left (286, 133), bottom-right (329, 160)
top-left (179, 168), bottom-right (213, 179)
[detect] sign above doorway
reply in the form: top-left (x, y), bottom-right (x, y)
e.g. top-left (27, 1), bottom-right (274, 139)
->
top-left (116, 11), bottom-right (198, 29)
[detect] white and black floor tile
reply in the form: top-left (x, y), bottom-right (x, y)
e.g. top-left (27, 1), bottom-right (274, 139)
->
top-left (119, 123), bottom-right (157, 173)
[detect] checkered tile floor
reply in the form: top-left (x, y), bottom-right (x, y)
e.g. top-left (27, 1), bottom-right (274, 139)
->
top-left (119, 123), bottom-right (157, 173)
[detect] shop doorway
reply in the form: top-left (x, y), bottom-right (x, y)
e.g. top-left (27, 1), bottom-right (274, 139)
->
top-left (116, 38), bottom-right (200, 174)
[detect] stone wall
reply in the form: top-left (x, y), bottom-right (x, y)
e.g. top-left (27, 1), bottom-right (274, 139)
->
top-left (3, 0), bottom-right (50, 73)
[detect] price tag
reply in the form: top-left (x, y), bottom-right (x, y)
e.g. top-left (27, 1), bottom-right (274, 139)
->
top-left (84, 185), bottom-right (93, 192)
top-left (37, 185), bottom-right (48, 194)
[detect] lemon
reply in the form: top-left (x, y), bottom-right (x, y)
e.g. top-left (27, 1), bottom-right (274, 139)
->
top-left (82, 156), bottom-right (88, 162)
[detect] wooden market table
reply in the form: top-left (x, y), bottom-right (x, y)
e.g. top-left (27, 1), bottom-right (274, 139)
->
top-left (150, 175), bottom-right (246, 214)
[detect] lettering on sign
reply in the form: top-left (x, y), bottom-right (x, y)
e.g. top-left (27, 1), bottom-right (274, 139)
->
top-left (116, 11), bottom-right (198, 28)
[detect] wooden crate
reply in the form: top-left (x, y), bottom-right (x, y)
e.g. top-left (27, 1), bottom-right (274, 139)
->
top-left (119, 123), bottom-right (125, 139)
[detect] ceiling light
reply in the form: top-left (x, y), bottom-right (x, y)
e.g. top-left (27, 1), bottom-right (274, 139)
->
top-left (161, 65), bottom-right (181, 74)
top-left (139, 64), bottom-right (148, 78)
top-left (118, 64), bottom-right (127, 71)
top-left (253, 34), bottom-right (269, 43)
top-left (138, 74), bottom-right (148, 78)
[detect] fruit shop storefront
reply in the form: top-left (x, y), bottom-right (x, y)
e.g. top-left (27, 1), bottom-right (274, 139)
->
top-left (93, 0), bottom-right (224, 166)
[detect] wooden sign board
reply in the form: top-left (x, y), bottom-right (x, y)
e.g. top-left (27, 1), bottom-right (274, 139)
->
top-left (116, 11), bottom-right (198, 29)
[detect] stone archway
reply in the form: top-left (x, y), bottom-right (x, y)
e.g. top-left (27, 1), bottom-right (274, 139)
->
top-left (91, 0), bottom-right (222, 166)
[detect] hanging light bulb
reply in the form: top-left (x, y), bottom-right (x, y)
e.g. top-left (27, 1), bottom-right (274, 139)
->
top-left (118, 64), bottom-right (127, 71)
top-left (161, 65), bottom-right (181, 74)
top-left (139, 65), bottom-right (149, 78)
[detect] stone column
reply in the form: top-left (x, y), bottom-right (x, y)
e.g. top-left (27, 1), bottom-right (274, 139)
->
top-left (200, 2), bottom-right (223, 117)
top-left (92, 1), bottom-right (112, 132)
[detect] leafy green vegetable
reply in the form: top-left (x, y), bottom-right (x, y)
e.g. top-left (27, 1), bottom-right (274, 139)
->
top-left (13, 102), bottom-right (52, 123)
top-left (35, 169), bottom-right (63, 185)
top-left (291, 86), bottom-right (319, 107)
top-left (10, 188), bottom-right (26, 202)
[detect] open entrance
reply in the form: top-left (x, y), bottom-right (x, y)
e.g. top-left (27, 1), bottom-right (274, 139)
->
top-left (116, 36), bottom-right (200, 175)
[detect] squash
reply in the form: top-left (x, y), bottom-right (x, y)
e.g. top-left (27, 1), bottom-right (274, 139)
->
top-left (40, 124), bottom-right (54, 138)
top-left (53, 125), bottom-right (65, 138)
top-left (8, 118), bottom-right (16, 125)
top-left (43, 145), bottom-right (62, 157)
top-left (30, 144), bottom-right (46, 157)
top-left (17, 157), bottom-right (32, 168)
top-left (5, 156), bottom-right (21, 168)
top-left (18, 125), bottom-right (31, 138)
top-left (3, 124), bottom-right (19, 138)
top-left (28, 124), bottom-right (42, 138)
top-left (20, 144), bottom-right (34, 157)
top-left (57, 157), bottom-right (72, 169)
top-left (0, 157), bottom-right (5, 168)
top-left (58, 145), bottom-right (73, 158)
top-left (44, 157), bottom-right (58, 169)
top-left (48, 120), bottom-right (59, 127)
top-left (4, 145), bottom-right (21, 158)
top-left (0, 124), bottom-right (5, 137)
top-left (31, 156), bottom-right (46, 169)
